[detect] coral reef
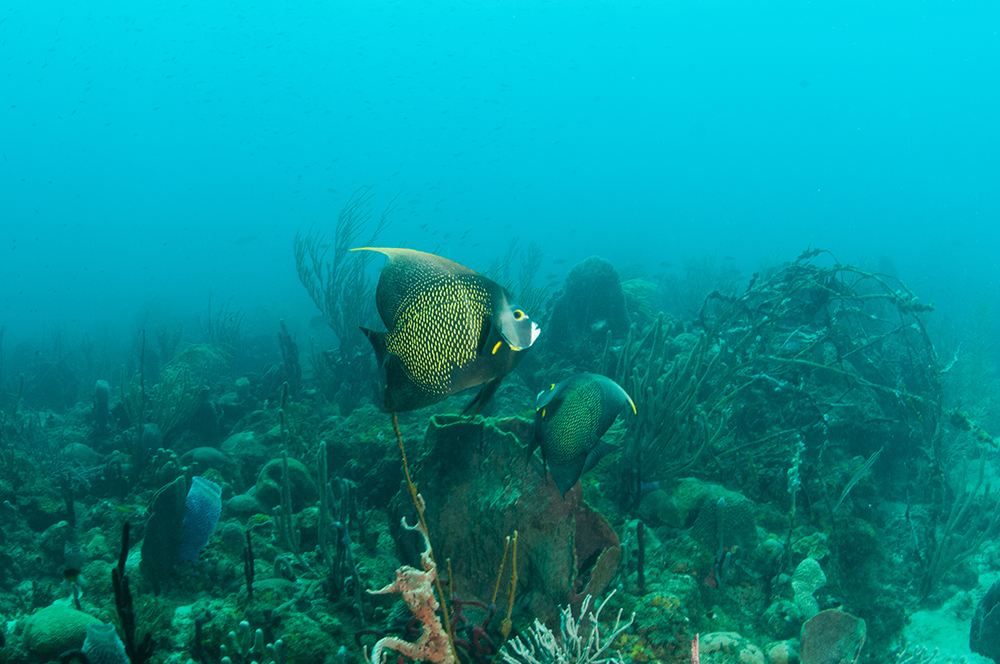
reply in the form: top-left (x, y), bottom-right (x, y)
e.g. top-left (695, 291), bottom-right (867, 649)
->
top-left (0, 247), bottom-right (996, 664)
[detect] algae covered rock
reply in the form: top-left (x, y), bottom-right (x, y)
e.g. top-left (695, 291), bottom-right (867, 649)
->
top-left (39, 520), bottom-right (72, 558)
top-left (699, 631), bottom-right (766, 664)
top-left (180, 447), bottom-right (239, 484)
top-left (222, 430), bottom-right (271, 485)
top-left (21, 604), bottom-right (100, 658)
top-left (625, 578), bottom-right (701, 660)
top-left (254, 456), bottom-right (317, 511)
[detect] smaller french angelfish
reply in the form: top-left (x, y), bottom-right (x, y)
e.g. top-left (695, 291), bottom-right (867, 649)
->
top-left (532, 373), bottom-right (636, 497)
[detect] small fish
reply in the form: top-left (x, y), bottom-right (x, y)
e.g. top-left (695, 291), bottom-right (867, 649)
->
top-left (532, 373), bottom-right (635, 497)
top-left (353, 247), bottom-right (541, 413)
top-left (63, 568), bottom-right (81, 583)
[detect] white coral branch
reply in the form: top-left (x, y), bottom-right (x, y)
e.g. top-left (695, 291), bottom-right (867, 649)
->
top-left (501, 590), bottom-right (634, 664)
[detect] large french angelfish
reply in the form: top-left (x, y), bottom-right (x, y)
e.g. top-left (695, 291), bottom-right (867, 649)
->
top-left (353, 247), bottom-right (541, 413)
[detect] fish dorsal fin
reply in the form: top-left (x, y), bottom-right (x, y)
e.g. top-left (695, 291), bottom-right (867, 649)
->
top-left (586, 374), bottom-right (635, 434)
top-left (352, 247), bottom-right (479, 326)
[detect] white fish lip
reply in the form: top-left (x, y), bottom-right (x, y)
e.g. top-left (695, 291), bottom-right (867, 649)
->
top-left (529, 321), bottom-right (541, 346)
top-left (509, 322), bottom-right (541, 352)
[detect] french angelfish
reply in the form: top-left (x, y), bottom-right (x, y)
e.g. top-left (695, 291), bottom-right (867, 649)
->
top-left (352, 247), bottom-right (541, 413)
top-left (532, 372), bottom-right (636, 497)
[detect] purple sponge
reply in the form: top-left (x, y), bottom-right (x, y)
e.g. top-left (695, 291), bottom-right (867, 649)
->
top-left (178, 476), bottom-right (222, 562)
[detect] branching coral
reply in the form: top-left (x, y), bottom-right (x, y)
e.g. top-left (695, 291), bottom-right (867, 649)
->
top-left (500, 591), bottom-right (634, 664)
top-left (917, 453), bottom-right (1000, 600)
top-left (604, 311), bottom-right (743, 508)
top-left (294, 187), bottom-right (394, 358)
top-left (604, 249), bottom-right (942, 511)
top-left (367, 504), bottom-right (454, 664)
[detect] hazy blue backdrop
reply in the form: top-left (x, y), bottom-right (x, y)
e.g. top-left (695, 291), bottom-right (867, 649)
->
top-left (3, 0), bottom-right (998, 356)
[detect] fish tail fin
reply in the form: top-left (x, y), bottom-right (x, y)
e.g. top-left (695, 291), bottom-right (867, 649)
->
top-left (361, 327), bottom-right (392, 411)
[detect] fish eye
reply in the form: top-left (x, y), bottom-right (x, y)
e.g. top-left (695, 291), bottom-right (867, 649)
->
top-left (513, 309), bottom-right (525, 320)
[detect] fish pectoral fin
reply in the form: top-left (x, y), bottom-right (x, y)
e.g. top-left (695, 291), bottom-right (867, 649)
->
top-left (529, 419), bottom-right (545, 456)
top-left (461, 378), bottom-right (502, 416)
top-left (581, 440), bottom-right (617, 475)
top-left (549, 454), bottom-right (588, 498)
top-left (475, 316), bottom-right (504, 356)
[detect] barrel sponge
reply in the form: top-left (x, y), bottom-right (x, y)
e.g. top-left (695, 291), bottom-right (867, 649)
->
top-left (691, 486), bottom-right (758, 554)
top-left (546, 256), bottom-right (631, 357)
top-left (21, 604), bottom-right (100, 658)
top-left (178, 476), bottom-right (222, 562)
top-left (82, 623), bottom-right (129, 664)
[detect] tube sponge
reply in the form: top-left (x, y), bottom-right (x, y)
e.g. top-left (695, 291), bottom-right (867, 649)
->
top-left (93, 380), bottom-right (110, 433)
top-left (82, 623), bottom-right (129, 664)
top-left (178, 476), bottom-right (222, 562)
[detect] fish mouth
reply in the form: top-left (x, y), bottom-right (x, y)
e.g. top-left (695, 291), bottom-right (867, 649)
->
top-left (509, 322), bottom-right (542, 352)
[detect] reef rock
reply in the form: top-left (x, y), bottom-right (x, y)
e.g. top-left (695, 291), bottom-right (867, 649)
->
top-left (699, 631), bottom-right (766, 664)
top-left (180, 447), bottom-right (239, 485)
top-left (414, 414), bottom-right (620, 623)
top-left (254, 456), bottom-right (317, 512)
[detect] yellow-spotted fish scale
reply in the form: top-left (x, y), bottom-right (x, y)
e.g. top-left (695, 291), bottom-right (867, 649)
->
top-left (354, 247), bottom-right (541, 413)
top-left (533, 372), bottom-right (635, 497)
top-left (385, 274), bottom-right (494, 399)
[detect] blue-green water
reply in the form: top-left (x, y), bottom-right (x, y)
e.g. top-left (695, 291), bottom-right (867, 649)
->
top-left (1, 2), bottom-right (999, 664)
